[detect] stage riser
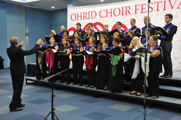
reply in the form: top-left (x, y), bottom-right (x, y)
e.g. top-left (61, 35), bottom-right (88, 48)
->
top-left (31, 68), bottom-right (181, 100)
top-left (27, 75), bottom-right (181, 99)
top-left (123, 84), bottom-right (181, 99)
top-left (56, 75), bottom-right (181, 98)
top-left (159, 79), bottom-right (181, 87)
top-left (43, 68), bottom-right (181, 87)
top-left (25, 78), bottom-right (181, 109)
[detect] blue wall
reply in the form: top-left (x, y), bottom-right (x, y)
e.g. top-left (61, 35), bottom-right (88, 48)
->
top-left (0, 1), bottom-right (67, 68)
top-left (25, 7), bottom-right (50, 64)
top-left (0, 2), bottom-right (8, 68)
top-left (50, 9), bottom-right (67, 33)
top-left (6, 3), bottom-right (26, 66)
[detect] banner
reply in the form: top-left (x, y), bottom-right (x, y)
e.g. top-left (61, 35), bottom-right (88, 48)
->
top-left (68, 0), bottom-right (181, 69)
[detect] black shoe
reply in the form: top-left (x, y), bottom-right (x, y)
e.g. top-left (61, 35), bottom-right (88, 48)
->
top-left (10, 107), bottom-right (23, 112)
top-left (18, 104), bottom-right (25, 107)
top-left (160, 74), bottom-right (167, 77)
top-left (164, 74), bottom-right (172, 78)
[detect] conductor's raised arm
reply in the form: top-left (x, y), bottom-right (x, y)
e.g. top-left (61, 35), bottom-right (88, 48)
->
top-left (18, 39), bottom-right (42, 56)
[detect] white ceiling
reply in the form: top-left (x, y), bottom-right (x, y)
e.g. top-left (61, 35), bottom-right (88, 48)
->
top-left (1, 0), bottom-right (128, 11)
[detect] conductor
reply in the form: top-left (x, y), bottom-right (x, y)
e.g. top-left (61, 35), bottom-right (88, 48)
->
top-left (6, 36), bottom-right (41, 112)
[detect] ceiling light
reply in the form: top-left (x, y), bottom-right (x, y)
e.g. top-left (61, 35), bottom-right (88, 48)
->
top-left (100, 0), bottom-right (104, 2)
top-left (11, 0), bottom-right (40, 3)
top-left (52, 6), bottom-right (55, 9)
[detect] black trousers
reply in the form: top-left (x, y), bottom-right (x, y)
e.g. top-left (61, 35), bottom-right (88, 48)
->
top-left (72, 56), bottom-right (84, 85)
top-left (87, 57), bottom-right (97, 86)
top-left (96, 56), bottom-right (109, 89)
top-left (131, 73), bottom-right (144, 92)
top-left (87, 69), bottom-right (96, 86)
top-left (60, 55), bottom-right (70, 83)
top-left (147, 72), bottom-right (159, 97)
top-left (130, 62), bottom-right (144, 92)
top-left (36, 56), bottom-right (46, 80)
top-left (9, 74), bottom-right (24, 109)
top-left (124, 62), bottom-right (130, 81)
top-left (160, 41), bottom-right (172, 75)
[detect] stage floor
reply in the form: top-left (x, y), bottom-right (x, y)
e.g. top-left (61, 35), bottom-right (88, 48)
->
top-left (25, 76), bottom-right (181, 108)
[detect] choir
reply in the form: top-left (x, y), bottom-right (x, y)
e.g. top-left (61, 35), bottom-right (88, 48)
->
top-left (36, 14), bottom-right (177, 99)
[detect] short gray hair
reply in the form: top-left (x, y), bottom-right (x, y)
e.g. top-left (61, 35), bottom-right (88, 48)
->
top-left (144, 16), bottom-right (151, 21)
top-left (50, 30), bottom-right (56, 35)
top-left (10, 37), bottom-right (18, 46)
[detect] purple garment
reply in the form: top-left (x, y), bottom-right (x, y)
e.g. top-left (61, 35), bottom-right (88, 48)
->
top-left (57, 32), bottom-right (62, 37)
top-left (128, 26), bottom-right (139, 32)
top-left (142, 38), bottom-right (146, 44)
top-left (160, 23), bottom-right (175, 39)
top-left (47, 44), bottom-right (57, 47)
top-left (83, 35), bottom-right (94, 40)
top-left (97, 44), bottom-right (108, 50)
top-left (148, 45), bottom-right (163, 59)
top-left (83, 36), bottom-right (87, 40)
top-left (85, 45), bottom-right (96, 52)
top-left (119, 29), bottom-right (125, 35)
top-left (129, 48), bottom-right (134, 56)
top-left (61, 37), bottom-right (70, 43)
top-left (62, 46), bottom-right (70, 53)
top-left (142, 24), bottom-right (155, 34)
top-left (73, 45), bottom-right (82, 50)
top-left (110, 46), bottom-right (122, 50)
top-left (38, 45), bottom-right (46, 48)
top-left (74, 29), bottom-right (84, 34)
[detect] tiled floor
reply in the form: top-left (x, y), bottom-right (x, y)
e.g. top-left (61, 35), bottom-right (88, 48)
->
top-left (0, 68), bottom-right (181, 120)
top-left (108, 104), bottom-right (133, 111)
top-left (56, 93), bottom-right (76, 98)
top-left (7, 94), bottom-right (29, 98)
top-left (56, 105), bottom-right (78, 112)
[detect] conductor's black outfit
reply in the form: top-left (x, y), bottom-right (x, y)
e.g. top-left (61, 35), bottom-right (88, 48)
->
top-left (6, 44), bottom-right (39, 110)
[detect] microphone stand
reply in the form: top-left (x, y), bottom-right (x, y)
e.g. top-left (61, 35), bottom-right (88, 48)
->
top-left (44, 69), bottom-right (69, 120)
top-left (143, 0), bottom-right (151, 120)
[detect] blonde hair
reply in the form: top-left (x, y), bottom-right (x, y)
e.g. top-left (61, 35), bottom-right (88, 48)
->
top-left (129, 36), bottom-right (143, 48)
top-left (113, 32), bottom-right (120, 37)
